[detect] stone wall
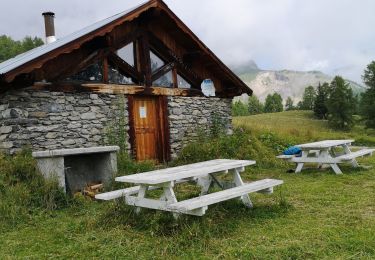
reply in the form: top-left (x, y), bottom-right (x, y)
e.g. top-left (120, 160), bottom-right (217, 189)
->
top-left (0, 89), bottom-right (129, 154)
top-left (168, 97), bottom-right (232, 158)
top-left (0, 89), bottom-right (232, 159)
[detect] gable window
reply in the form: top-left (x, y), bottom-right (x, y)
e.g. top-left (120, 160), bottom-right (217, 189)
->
top-left (108, 63), bottom-right (134, 85)
top-left (117, 43), bottom-right (135, 67)
top-left (153, 71), bottom-right (173, 88)
top-left (150, 50), bottom-right (165, 72)
top-left (177, 74), bottom-right (191, 89)
top-left (66, 62), bottom-right (103, 82)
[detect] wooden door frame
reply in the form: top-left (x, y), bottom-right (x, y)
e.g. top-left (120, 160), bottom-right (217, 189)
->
top-left (127, 95), bottom-right (170, 162)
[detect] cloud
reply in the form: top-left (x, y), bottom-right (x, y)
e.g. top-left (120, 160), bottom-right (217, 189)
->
top-left (1, 0), bottom-right (374, 83)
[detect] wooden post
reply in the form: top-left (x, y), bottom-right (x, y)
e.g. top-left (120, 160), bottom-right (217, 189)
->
top-left (103, 57), bottom-right (109, 83)
top-left (135, 34), bottom-right (152, 87)
top-left (172, 67), bottom-right (178, 88)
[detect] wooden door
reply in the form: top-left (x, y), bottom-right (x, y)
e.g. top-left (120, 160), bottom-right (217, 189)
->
top-left (129, 96), bottom-right (169, 162)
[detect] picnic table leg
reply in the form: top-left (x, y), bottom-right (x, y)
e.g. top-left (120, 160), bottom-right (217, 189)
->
top-left (342, 144), bottom-right (360, 168)
top-left (135, 185), bottom-right (148, 214)
top-left (318, 149), bottom-right (343, 174)
top-left (197, 175), bottom-right (213, 195)
top-left (232, 168), bottom-right (253, 208)
top-left (295, 151), bottom-right (307, 173)
top-left (317, 149), bottom-right (330, 169)
top-left (330, 164), bottom-right (343, 174)
top-left (162, 182), bottom-right (180, 219)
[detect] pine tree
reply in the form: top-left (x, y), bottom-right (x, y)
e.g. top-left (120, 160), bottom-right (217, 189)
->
top-left (314, 82), bottom-right (329, 119)
top-left (360, 61), bottom-right (375, 128)
top-left (300, 86), bottom-right (316, 110)
top-left (248, 95), bottom-right (264, 115)
top-left (264, 93), bottom-right (283, 113)
top-left (326, 76), bottom-right (355, 129)
top-left (285, 97), bottom-right (294, 111)
top-left (232, 101), bottom-right (249, 116)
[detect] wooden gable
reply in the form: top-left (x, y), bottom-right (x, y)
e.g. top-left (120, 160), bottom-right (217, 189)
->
top-left (0, 0), bottom-right (252, 98)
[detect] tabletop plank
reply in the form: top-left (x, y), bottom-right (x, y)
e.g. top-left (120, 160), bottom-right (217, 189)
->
top-left (296, 140), bottom-right (354, 150)
top-left (116, 159), bottom-right (255, 185)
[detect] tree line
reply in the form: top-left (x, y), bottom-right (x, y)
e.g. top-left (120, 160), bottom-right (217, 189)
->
top-left (0, 35), bottom-right (44, 63)
top-left (233, 61), bottom-right (375, 131)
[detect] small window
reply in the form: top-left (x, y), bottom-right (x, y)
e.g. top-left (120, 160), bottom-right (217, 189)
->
top-left (108, 64), bottom-right (134, 85)
top-left (117, 43), bottom-right (134, 67)
top-left (177, 74), bottom-right (191, 89)
top-left (153, 71), bottom-right (173, 88)
top-left (67, 62), bottom-right (103, 82)
top-left (150, 50), bottom-right (165, 72)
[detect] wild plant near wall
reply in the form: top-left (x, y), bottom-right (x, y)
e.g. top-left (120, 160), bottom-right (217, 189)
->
top-left (210, 111), bottom-right (226, 138)
top-left (105, 95), bottom-right (128, 153)
top-left (172, 127), bottom-right (285, 168)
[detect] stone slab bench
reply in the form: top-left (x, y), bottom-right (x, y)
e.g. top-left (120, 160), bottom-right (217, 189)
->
top-left (32, 146), bottom-right (120, 158)
top-left (32, 146), bottom-right (119, 193)
top-left (167, 179), bottom-right (283, 216)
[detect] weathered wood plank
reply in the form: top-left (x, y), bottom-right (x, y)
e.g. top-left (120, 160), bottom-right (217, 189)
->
top-left (116, 160), bottom-right (256, 185)
top-left (297, 140), bottom-right (354, 150)
top-left (167, 179), bottom-right (283, 212)
top-left (95, 187), bottom-right (140, 200)
top-left (338, 149), bottom-right (375, 161)
top-left (32, 83), bottom-right (204, 97)
top-left (125, 196), bottom-right (205, 216)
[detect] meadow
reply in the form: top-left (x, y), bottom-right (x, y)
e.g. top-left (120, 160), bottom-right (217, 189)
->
top-left (0, 111), bottom-right (374, 259)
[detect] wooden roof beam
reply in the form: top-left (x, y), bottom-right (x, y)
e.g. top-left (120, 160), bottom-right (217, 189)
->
top-left (107, 52), bottom-right (142, 84)
top-left (151, 62), bottom-right (174, 82)
top-left (50, 48), bottom-right (110, 82)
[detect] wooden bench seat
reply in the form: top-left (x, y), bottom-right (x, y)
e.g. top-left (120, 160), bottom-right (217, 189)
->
top-left (277, 155), bottom-right (295, 159)
top-left (337, 149), bottom-right (375, 161)
top-left (95, 187), bottom-right (141, 200)
top-left (95, 179), bottom-right (191, 201)
top-left (167, 179), bottom-right (283, 214)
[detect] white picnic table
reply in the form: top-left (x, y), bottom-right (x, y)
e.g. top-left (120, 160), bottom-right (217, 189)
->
top-left (277, 140), bottom-right (375, 174)
top-left (96, 159), bottom-right (283, 217)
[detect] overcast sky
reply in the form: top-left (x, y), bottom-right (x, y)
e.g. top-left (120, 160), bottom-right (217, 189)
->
top-left (1, 0), bottom-right (374, 83)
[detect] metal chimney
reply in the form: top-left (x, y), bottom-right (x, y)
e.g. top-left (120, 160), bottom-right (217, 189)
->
top-left (42, 12), bottom-right (56, 44)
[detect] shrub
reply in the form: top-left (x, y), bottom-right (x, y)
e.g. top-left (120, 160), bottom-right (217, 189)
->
top-left (172, 128), bottom-right (286, 168)
top-left (104, 96), bottom-right (128, 152)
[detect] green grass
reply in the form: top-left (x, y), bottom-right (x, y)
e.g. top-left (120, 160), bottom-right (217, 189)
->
top-left (1, 111), bottom-right (375, 259)
top-left (234, 110), bottom-right (375, 146)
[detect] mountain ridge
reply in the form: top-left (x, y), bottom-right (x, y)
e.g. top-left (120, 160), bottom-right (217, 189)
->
top-left (231, 60), bottom-right (366, 103)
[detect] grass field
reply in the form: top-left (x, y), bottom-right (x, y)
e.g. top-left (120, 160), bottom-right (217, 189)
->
top-left (1, 111), bottom-right (375, 259)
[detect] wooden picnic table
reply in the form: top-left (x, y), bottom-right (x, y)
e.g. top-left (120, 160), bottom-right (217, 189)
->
top-left (277, 140), bottom-right (375, 174)
top-left (97, 159), bottom-right (283, 217)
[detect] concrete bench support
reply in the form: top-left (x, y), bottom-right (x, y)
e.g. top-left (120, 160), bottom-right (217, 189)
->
top-left (32, 146), bottom-right (120, 193)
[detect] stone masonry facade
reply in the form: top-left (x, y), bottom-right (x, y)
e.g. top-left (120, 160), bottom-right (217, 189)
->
top-left (0, 89), bottom-right (129, 154)
top-left (0, 89), bottom-right (232, 159)
top-left (168, 97), bottom-right (232, 158)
